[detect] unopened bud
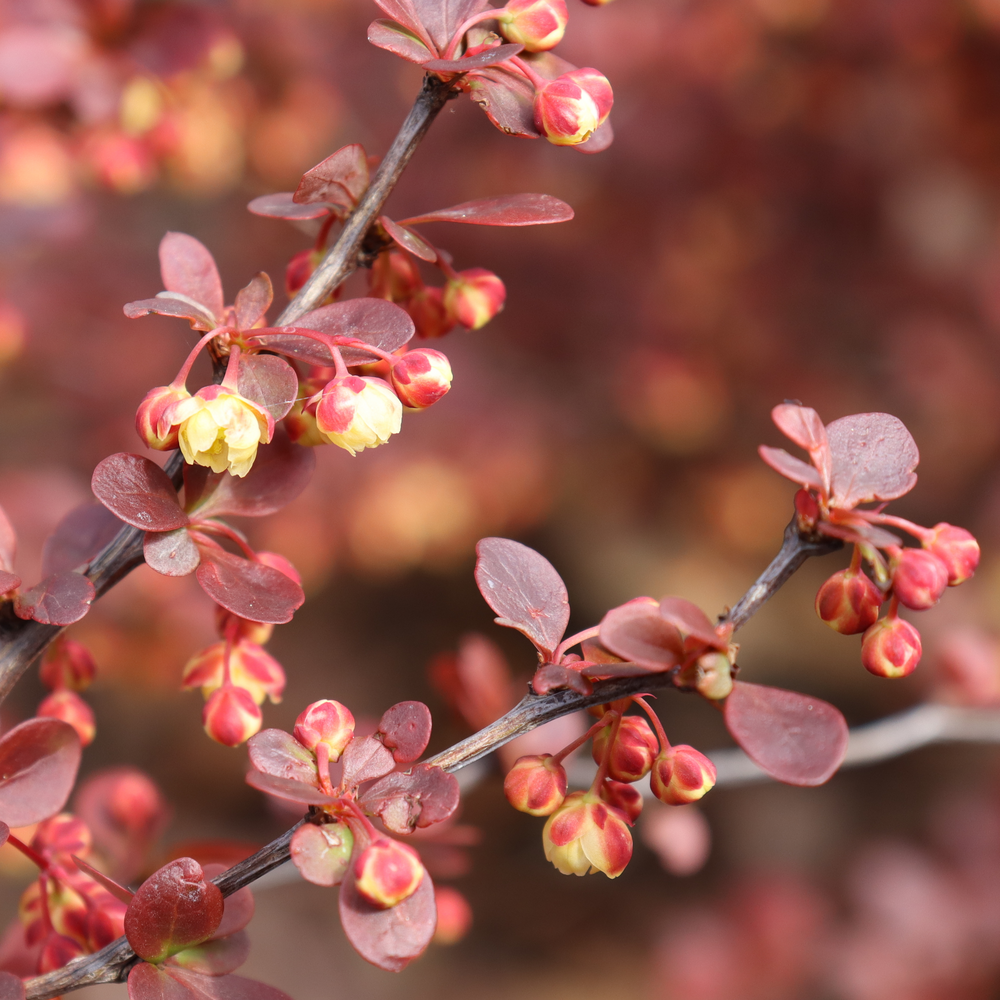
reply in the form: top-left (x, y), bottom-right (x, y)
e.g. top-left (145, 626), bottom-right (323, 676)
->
top-left (182, 639), bottom-right (285, 706)
top-left (40, 637), bottom-right (96, 692)
top-left (815, 566), bottom-right (882, 635)
top-left (32, 814), bottom-right (92, 859)
top-left (285, 248), bottom-right (323, 299)
top-left (542, 791), bottom-right (632, 877)
top-left (694, 650), bottom-right (734, 700)
top-left (407, 286), bottom-right (454, 339)
top-left (202, 684), bottom-right (262, 746)
top-left (504, 754), bottom-right (567, 816)
top-left (861, 615), bottom-right (922, 678)
top-left (533, 69), bottom-right (612, 145)
top-left (591, 715), bottom-right (659, 783)
top-left (354, 837), bottom-right (425, 909)
top-left (599, 779), bottom-right (643, 823)
top-left (565, 68), bottom-right (613, 124)
top-left (37, 690), bottom-right (95, 746)
top-left (650, 746), bottom-right (716, 805)
top-left (215, 607), bottom-right (273, 645)
top-left (497, 0), bottom-right (568, 51)
top-left (924, 523), bottom-right (980, 586)
top-left (371, 249), bottom-right (423, 302)
top-left (390, 349), bottom-right (453, 409)
top-left (293, 699), bottom-right (355, 761)
top-left (443, 268), bottom-right (506, 330)
top-left (135, 384), bottom-right (191, 451)
top-left (433, 886), bottom-right (473, 945)
top-left (315, 375), bottom-right (402, 455)
top-left (891, 548), bottom-right (949, 611)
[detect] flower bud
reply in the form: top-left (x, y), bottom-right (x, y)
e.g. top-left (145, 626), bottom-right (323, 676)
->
top-left (32, 814), bottom-right (92, 860)
top-left (314, 375), bottom-right (402, 455)
top-left (390, 349), bottom-right (453, 410)
top-left (693, 650), bottom-right (734, 700)
top-left (285, 248), bottom-right (323, 299)
top-left (37, 690), bottom-right (96, 746)
top-left (293, 699), bottom-right (355, 761)
top-left (504, 754), bottom-right (567, 816)
top-left (407, 286), bottom-right (454, 339)
top-left (371, 249), bottom-right (422, 302)
top-left (39, 637), bottom-right (96, 692)
top-left (182, 639), bottom-right (285, 706)
top-left (497, 0), bottom-right (568, 51)
top-left (135, 384), bottom-right (191, 451)
top-left (815, 566), bottom-right (883, 635)
top-left (591, 715), bottom-right (659, 783)
top-left (534, 75), bottom-right (599, 145)
top-left (202, 684), bottom-right (262, 746)
top-left (443, 268), bottom-right (506, 330)
top-left (650, 746), bottom-right (716, 805)
top-left (214, 607), bottom-right (273, 646)
top-left (599, 779), bottom-right (643, 824)
top-left (433, 886), bottom-right (473, 945)
top-left (565, 68), bottom-right (613, 124)
top-left (924, 523), bottom-right (980, 586)
top-left (542, 791), bottom-right (633, 877)
top-left (890, 548), bottom-right (949, 611)
top-left (861, 615), bottom-right (922, 678)
top-left (354, 837), bottom-right (425, 909)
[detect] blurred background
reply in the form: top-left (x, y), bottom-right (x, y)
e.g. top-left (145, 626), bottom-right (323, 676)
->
top-left (3, 0), bottom-right (1000, 996)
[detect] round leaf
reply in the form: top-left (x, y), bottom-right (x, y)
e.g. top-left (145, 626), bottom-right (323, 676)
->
top-left (826, 412), bottom-right (919, 509)
top-left (195, 550), bottom-right (304, 625)
top-left (378, 701), bottom-right (432, 763)
top-left (13, 570), bottom-right (95, 625)
top-left (92, 454), bottom-right (188, 532)
top-left (599, 602), bottom-right (683, 671)
top-left (145, 528), bottom-right (200, 577)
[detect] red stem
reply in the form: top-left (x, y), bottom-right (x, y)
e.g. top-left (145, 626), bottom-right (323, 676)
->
top-left (588, 711), bottom-right (623, 795)
top-left (170, 328), bottom-right (229, 390)
top-left (551, 710), bottom-right (615, 766)
top-left (7, 834), bottom-right (50, 872)
top-left (633, 695), bottom-right (670, 752)
top-left (554, 626), bottom-right (600, 664)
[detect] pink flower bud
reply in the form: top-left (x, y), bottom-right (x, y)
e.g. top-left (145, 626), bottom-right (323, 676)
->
top-left (202, 684), bottom-right (262, 746)
top-left (815, 567), bottom-right (883, 635)
top-left (39, 637), bottom-right (96, 692)
top-left (285, 248), bottom-right (323, 299)
top-left (135, 384), bottom-right (191, 451)
top-left (542, 791), bottom-right (633, 877)
top-left (293, 699), bottom-right (355, 761)
top-left (390, 349), bottom-right (453, 409)
top-left (371, 249), bottom-right (423, 302)
top-left (433, 886), bottom-right (473, 945)
top-left (693, 650), bottom-right (734, 700)
top-left (504, 754), bottom-right (568, 816)
top-left (443, 268), bottom-right (506, 330)
top-left (407, 286), bottom-right (454, 339)
top-left (354, 837), bottom-right (425, 909)
top-left (498, 0), bottom-right (568, 51)
top-left (890, 548), bottom-right (949, 610)
top-left (599, 779), bottom-right (643, 824)
top-left (861, 615), bottom-right (922, 678)
top-left (591, 715), bottom-right (659, 783)
top-left (37, 690), bottom-right (96, 746)
top-left (650, 746), bottom-right (717, 805)
top-left (924, 523), bottom-right (980, 586)
top-left (32, 814), bottom-right (92, 860)
top-left (565, 68), bottom-right (613, 124)
top-left (182, 639), bottom-right (285, 706)
top-left (534, 74), bottom-right (600, 145)
top-left (314, 375), bottom-right (402, 455)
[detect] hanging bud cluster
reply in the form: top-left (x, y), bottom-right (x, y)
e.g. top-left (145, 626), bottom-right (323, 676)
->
top-left (37, 637), bottom-right (97, 746)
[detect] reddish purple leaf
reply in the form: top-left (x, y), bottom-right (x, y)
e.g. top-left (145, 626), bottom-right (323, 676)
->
top-left (370, 0), bottom-right (429, 42)
top-left (359, 764), bottom-right (460, 834)
top-left (247, 193), bottom-right (332, 221)
top-left (0, 972), bottom-right (24, 1000)
top-left (758, 446), bottom-right (824, 492)
top-left (723, 681), bottom-right (849, 787)
top-left (129, 962), bottom-right (292, 1000)
top-left (14, 570), bottom-right (95, 625)
top-left (771, 403), bottom-right (830, 489)
top-left (580, 661), bottom-right (662, 679)
top-left (380, 217), bottom-right (437, 262)
top-left (0, 718), bottom-right (81, 829)
top-left (575, 118), bottom-right (614, 154)
top-left (294, 144), bottom-right (369, 209)
top-left (401, 193), bottom-right (574, 227)
top-left (368, 19), bottom-right (433, 63)
top-left (159, 233), bottom-right (224, 325)
top-left (341, 735), bottom-right (396, 787)
top-left (465, 65), bottom-right (538, 138)
top-left (170, 933), bottom-right (250, 977)
top-left (247, 729), bottom-right (318, 785)
top-left (0, 569), bottom-right (19, 594)
top-left (233, 274), bottom-right (273, 331)
top-left (422, 43), bottom-right (523, 72)
top-left (289, 822), bottom-right (353, 886)
top-left (195, 550), bottom-right (304, 625)
top-left (826, 413), bottom-right (919, 509)
top-left (235, 353), bottom-right (297, 422)
top-left (531, 664), bottom-right (593, 695)
top-left (411, 0), bottom-right (491, 50)
top-left (123, 296), bottom-right (217, 332)
top-left (145, 528), bottom-right (200, 577)
top-left (378, 701), bottom-right (432, 763)
top-left (658, 597), bottom-right (726, 650)
top-left (244, 770), bottom-right (335, 805)
top-left (0, 502), bottom-right (15, 571)
top-left (599, 602), bottom-right (683, 671)
top-left (72, 855), bottom-right (134, 904)
top-left (474, 537), bottom-right (570, 659)
top-left (92, 454), bottom-right (188, 532)
top-left (338, 861), bottom-right (435, 972)
top-left (42, 502), bottom-right (124, 577)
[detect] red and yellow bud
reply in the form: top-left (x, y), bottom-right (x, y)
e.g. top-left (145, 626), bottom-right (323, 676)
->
top-left (202, 684), bottom-right (262, 746)
top-left (650, 746), bottom-right (717, 805)
top-left (354, 837), bottom-right (425, 909)
top-left (542, 791), bottom-right (633, 877)
top-left (135, 384), bottom-right (191, 451)
top-left (20, 878), bottom-right (89, 948)
top-left (32, 814), bottom-right (92, 860)
top-left (599, 779), bottom-right (643, 824)
top-left (861, 615), bottom-right (922, 678)
top-left (390, 349), bottom-right (453, 410)
top-left (890, 548), bottom-right (949, 611)
top-left (433, 886), bottom-right (473, 945)
top-left (371, 248), bottom-right (423, 302)
top-left (693, 650), bottom-right (734, 700)
top-left (314, 375), bottom-right (402, 455)
top-left (815, 566), bottom-right (882, 635)
top-left (407, 286), bottom-right (454, 339)
top-left (565, 68), bottom-right (613, 124)
top-left (285, 248), bottom-right (323, 299)
top-left (443, 268), bottom-right (506, 330)
top-left (214, 607), bottom-right (273, 645)
top-left (293, 699), bottom-right (355, 761)
top-left (924, 523), bottom-right (980, 586)
top-left (497, 0), bottom-right (568, 51)
top-left (533, 69), bottom-right (612, 145)
top-left (182, 639), bottom-right (285, 706)
top-left (591, 715), bottom-right (659, 783)
top-left (504, 754), bottom-right (568, 816)
top-left (37, 690), bottom-right (96, 746)
top-left (39, 637), bottom-right (96, 692)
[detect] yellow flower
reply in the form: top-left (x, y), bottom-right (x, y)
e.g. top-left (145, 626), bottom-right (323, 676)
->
top-left (314, 376), bottom-right (402, 456)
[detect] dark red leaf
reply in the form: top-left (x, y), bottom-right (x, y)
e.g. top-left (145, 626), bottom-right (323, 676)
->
top-left (233, 274), bottom-right (272, 331)
top-left (247, 193), bottom-right (332, 221)
top-left (42, 502), bottom-right (124, 577)
top-left (129, 962), bottom-right (292, 1000)
top-left (378, 701), bottom-right (432, 763)
top-left (0, 502), bottom-right (15, 571)
top-left (338, 861), bottom-right (435, 972)
top-left (244, 770), bottom-right (335, 805)
top-left (422, 43), bottom-right (523, 72)
top-left (771, 403), bottom-right (830, 488)
top-left (72, 855), bottom-right (134, 904)
top-left (169, 932), bottom-right (249, 977)
top-left (145, 528), bottom-right (200, 577)
top-left (531, 664), bottom-right (593, 694)
top-left (758, 446), bottom-right (824, 492)
top-left (580, 661), bottom-right (662, 680)
top-left (379, 217), bottom-right (437, 262)
top-left (0, 972), bottom-right (24, 1000)
top-left (247, 729), bottom-right (318, 785)
top-left (658, 597), bottom-right (726, 650)
top-left (401, 193), bottom-right (574, 227)
top-left (195, 550), bottom-right (304, 625)
top-left (360, 764), bottom-right (460, 834)
top-left (0, 570), bottom-right (19, 594)
top-left (14, 571), bottom-right (95, 625)
top-left (159, 233), bottom-right (224, 325)
top-left (411, 0), bottom-right (491, 50)
top-left (341, 735), bottom-right (396, 787)
top-left (0, 718), bottom-right (81, 828)
top-left (92, 454), bottom-right (188, 532)
top-left (599, 602), bottom-right (683, 671)
top-left (723, 681), bottom-right (849, 787)
top-left (464, 65), bottom-right (538, 138)
top-left (123, 296), bottom-right (217, 332)
top-left (235, 353), bottom-right (297, 423)
top-left (370, 0), bottom-right (429, 42)
top-left (367, 19), bottom-right (433, 64)
top-left (474, 537), bottom-right (570, 659)
top-left (575, 118), bottom-right (614, 154)
top-left (826, 412), bottom-right (920, 509)
top-left (294, 144), bottom-right (369, 209)
top-left (289, 822), bottom-right (353, 886)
